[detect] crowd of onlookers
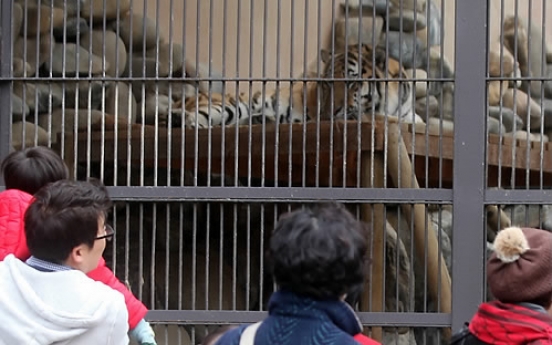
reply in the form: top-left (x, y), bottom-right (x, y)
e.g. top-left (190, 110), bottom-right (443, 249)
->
top-left (0, 147), bottom-right (552, 345)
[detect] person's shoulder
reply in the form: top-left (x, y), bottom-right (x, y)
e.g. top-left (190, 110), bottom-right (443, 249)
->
top-left (72, 273), bottom-right (126, 307)
top-left (213, 324), bottom-right (247, 345)
top-left (0, 189), bottom-right (33, 203)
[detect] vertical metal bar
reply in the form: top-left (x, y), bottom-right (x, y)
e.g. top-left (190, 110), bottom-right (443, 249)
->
top-left (247, 0), bottom-right (254, 188)
top-left (452, 0), bottom-right (488, 332)
top-left (232, 0), bottom-right (241, 188)
top-left (497, 0), bottom-right (505, 189)
top-left (539, 0), bottom-right (547, 189)
top-left (273, 0), bottom-right (282, 187)
top-left (0, 0), bottom-right (13, 169)
top-left (289, 0), bottom-right (295, 188)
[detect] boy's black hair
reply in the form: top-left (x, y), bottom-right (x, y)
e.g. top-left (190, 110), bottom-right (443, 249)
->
top-left (1, 146), bottom-right (68, 195)
top-left (268, 203), bottom-right (369, 300)
top-left (25, 179), bottom-right (112, 263)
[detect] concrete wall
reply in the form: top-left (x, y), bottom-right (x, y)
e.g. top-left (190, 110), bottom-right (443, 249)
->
top-left (134, 0), bottom-right (552, 92)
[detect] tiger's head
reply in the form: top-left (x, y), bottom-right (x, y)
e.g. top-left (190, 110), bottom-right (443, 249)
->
top-left (319, 44), bottom-right (408, 120)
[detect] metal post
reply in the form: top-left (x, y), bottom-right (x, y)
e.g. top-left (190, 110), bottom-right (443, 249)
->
top-left (0, 0), bottom-right (13, 181)
top-left (452, 0), bottom-right (488, 332)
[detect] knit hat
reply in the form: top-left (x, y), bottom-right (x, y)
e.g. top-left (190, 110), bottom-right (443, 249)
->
top-left (487, 226), bottom-right (552, 303)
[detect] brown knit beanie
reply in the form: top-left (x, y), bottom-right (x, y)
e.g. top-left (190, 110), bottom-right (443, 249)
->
top-left (487, 226), bottom-right (552, 303)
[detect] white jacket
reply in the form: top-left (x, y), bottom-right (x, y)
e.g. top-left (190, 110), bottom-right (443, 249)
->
top-left (0, 255), bottom-right (129, 345)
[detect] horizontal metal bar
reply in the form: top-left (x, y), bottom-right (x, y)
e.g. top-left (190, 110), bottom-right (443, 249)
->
top-left (487, 76), bottom-right (552, 82)
top-left (485, 189), bottom-right (552, 204)
top-left (105, 186), bottom-right (453, 203)
top-left (0, 76), bottom-right (456, 83)
top-left (146, 310), bottom-right (451, 327)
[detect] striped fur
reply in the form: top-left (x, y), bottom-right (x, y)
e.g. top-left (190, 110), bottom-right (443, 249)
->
top-left (319, 44), bottom-right (417, 122)
top-left (250, 82), bottom-right (319, 124)
top-left (177, 92), bottom-right (251, 128)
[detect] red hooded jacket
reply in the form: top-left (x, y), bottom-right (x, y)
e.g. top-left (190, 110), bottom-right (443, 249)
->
top-left (353, 333), bottom-right (381, 345)
top-left (0, 189), bottom-right (148, 329)
top-left (469, 301), bottom-right (552, 344)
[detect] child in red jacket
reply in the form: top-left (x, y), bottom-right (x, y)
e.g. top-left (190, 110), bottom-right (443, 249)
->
top-left (0, 146), bottom-right (156, 345)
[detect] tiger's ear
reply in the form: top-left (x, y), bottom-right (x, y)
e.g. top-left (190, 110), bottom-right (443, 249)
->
top-left (320, 49), bottom-right (333, 64)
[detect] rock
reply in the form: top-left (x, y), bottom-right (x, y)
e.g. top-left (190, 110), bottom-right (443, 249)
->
top-left (38, 108), bottom-right (113, 144)
top-left (503, 17), bottom-right (547, 98)
top-left (331, 16), bottom-right (384, 54)
top-left (118, 13), bottom-right (159, 51)
top-left (387, 9), bottom-right (426, 32)
top-left (420, 0), bottom-right (441, 47)
top-left (415, 95), bottom-right (438, 121)
top-left (53, 17), bottom-right (89, 41)
top-left (105, 82), bottom-right (137, 124)
top-left (428, 117), bottom-right (455, 133)
top-left (144, 81), bottom-right (197, 103)
top-left (13, 58), bottom-right (32, 77)
top-left (383, 222), bottom-right (414, 316)
top-left (81, 0), bottom-right (131, 20)
top-left (184, 60), bottom-right (224, 95)
top-left (425, 46), bottom-right (455, 96)
top-left (12, 94), bottom-right (30, 122)
top-left (503, 204), bottom-right (552, 232)
top-left (13, 3), bottom-right (23, 38)
top-left (339, 0), bottom-right (391, 16)
top-left (123, 56), bottom-right (158, 78)
top-left (541, 98), bottom-right (552, 130)
top-left (13, 34), bottom-right (54, 76)
top-left (142, 93), bottom-right (172, 126)
top-left (390, 0), bottom-right (425, 12)
top-left (81, 30), bottom-right (127, 77)
top-left (487, 117), bottom-right (506, 135)
top-left (441, 82), bottom-right (454, 120)
top-left (45, 43), bottom-right (106, 77)
top-left (488, 80), bottom-right (509, 106)
top-left (12, 82), bottom-right (62, 113)
top-left (21, 5), bottom-right (65, 36)
top-left (501, 89), bottom-right (542, 130)
top-left (16, 0), bottom-right (82, 16)
top-left (488, 49), bottom-right (515, 77)
top-left (59, 80), bottom-right (110, 110)
top-left (405, 69), bottom-right (428, 99)
top-left (506, 130), bottom-right (549, 143)
top-left (11, 122), bottom-right (49, 150)
top-left (544, 64), bottom-right (552, 99)
top-left (487, 106), bottom-right (524, 133)
top-left (378, 31), bottom-right (426, 69)
top-left (145, 42), bottom-right (184, 77)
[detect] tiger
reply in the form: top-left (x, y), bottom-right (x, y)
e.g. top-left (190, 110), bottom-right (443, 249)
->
top-left (250, 81), bottom-right (320, 124)
top-left (319, 43), bottom-right (423, 124)
top-left (174, 91), bottom-right (253, 129)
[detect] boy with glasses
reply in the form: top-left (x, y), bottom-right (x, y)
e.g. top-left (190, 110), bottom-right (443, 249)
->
top-left (0, 146), bottom-right (156, 344)
top-left (0, 179), bottom-right (128, 344)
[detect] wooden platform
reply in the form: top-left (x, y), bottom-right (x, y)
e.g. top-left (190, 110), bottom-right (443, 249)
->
top-left (61, 120), bottom-right (552, 188)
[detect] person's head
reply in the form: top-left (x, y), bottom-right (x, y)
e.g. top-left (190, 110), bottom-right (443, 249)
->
top-left (24, 179), bottom-right (113, 273)
top-left (268, 203), bottom-right (368, 300)
top-left (1, 146), bottom-right (69, 195)
top-left (488, 226), bottom-right (552, 310)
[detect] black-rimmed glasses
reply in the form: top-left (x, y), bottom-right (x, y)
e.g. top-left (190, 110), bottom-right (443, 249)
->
top-left (96, 224), bottom-right (115, 241)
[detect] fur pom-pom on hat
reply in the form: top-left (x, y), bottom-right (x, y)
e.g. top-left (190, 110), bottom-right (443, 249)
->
top-left (493, 226), bottom-right (530, 263)
top-left (487, 227), bottom-right (552, 304)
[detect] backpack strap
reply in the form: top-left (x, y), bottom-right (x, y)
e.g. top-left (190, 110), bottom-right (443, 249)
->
top-left (450, 322), bottom-right (471, 344)
top-left (238, 321), bottom-right (263, 345)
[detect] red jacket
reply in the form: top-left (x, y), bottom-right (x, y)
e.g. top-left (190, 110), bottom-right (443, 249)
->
top-left (0, 189), bottom-right (148, 329)
top-left (469, 301), bottom-right (552, 344)
top-left (354, 333), bottom-right (381, 345)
